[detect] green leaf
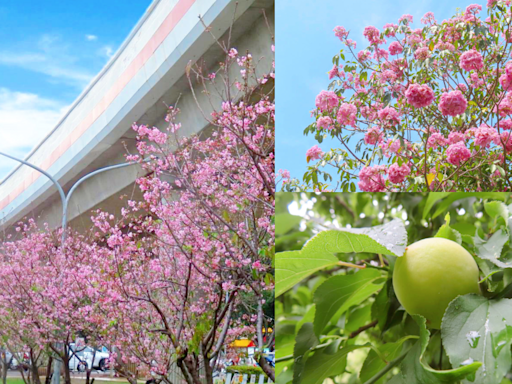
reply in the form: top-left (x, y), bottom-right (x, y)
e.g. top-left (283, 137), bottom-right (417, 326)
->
top-left (313, 269), bottom-right (385, 336)
top-left (276, 219), bottom-right (407, 297)
top-left (389, 315), bottom-right (481, 383)
top-left (442, 294), bottom-right (512, 384)
top-left (301, 218), bottom-right (407, 258)
top-left (435, 213), bottom-right (462, 244)
top-left (294, 323), bottom-right (318, 357)
top-left (372, 284), bottom-right (390, 331)
top-left (383, 92), bottom-right (392, 106)
top-left (301, 344), bottom-right (369, 384)
top-left (275, 251), bottom-right (338, 298)
top-left (345, 304), bottom-right (372, 334)
top-left (474, 230), bottom-right (511, 268)
top-left (360, 336), bottom-right (417, 384)
top-left (276, 213), bottom-right (303, 236)
top-left (484, 201), bottom-right (509, 225)
top-left (423, 193), bottom-right (506, 220)
top-left (423, 193), bottom-right (451, 219)
top-left (292, 323), bottom-right (319, 384)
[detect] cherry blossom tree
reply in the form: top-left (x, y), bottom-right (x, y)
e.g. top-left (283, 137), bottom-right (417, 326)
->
top-left (0, 14), bottom-right (274, 384)
top-left (0, 222), bottom-right (110, 384)
top-left (282, 1), bottom-right (512, 192)
top-left (89, 35), bottom-right (275, 383)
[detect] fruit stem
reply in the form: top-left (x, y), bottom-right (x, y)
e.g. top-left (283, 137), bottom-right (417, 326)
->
top-left (378, 253), bottom-right (385, 267)
top-left (338, 261), bottom-right (366, 269)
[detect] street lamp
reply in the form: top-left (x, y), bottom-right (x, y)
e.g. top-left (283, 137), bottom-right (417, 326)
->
top-left (0, 151), bottom-right (149, 384)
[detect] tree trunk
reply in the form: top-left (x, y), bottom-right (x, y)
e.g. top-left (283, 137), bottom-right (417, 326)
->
top-left (45, 357), bottom-right (53, 384)
top-left (30, 361), bottom-right (42, 384)
top-left (176, 358), bottom-right (194, 384)
top-left (1, 360), bottom-right (7, 384)
top-left (113, 360), bottom-right (138, 384)
top-left (178, 356), bottom-right (202, 384)
top-left (61, 352), bottom-right (71, 384)
top-left (202, 353), bottom-right (213, 384)
top-left (255, 297), bottom-right (274, 381)
top-left (184, 357), bottom-right (201, 384)
top-left (258, 355), bottom-right (274, 382)
top-left (19, 364), bottom-right (29, 384)
top-left (85, 349), bottom-right (96, 384)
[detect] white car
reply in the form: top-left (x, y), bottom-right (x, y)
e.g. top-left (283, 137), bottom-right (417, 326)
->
top-left (3, 351), bottom-right (28, 370)
top-left (69, 345), bottom-right (110, 372)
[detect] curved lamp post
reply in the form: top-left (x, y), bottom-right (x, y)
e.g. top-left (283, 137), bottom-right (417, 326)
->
top-left (0, 151), bottom-right (149, 384)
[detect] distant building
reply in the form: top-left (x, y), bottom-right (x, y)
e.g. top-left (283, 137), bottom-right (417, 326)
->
top-left (0, 0), bottom-right (274, 235)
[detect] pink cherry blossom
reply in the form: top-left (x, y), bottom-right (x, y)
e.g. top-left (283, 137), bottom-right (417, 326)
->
top-left (334, 26), bottom-right (349, 40)
top-left (464, 4), bottom-right (482, 22)
top-left (498, 131), bottom-right (512, 151)
top-left (378, 106), bottom-right (400, 125)
top-left (474, 124), bottom-right (498, 147)
top-left (388, 163), bottom-right (411, 184)
top-left (457, 83), bottom-right (468, 92)
top-left (405, 83), bottom-right (435, 108)
top-left (399, 14), bottom-right (413, 24)
top-left (278, 169), bottom-right (291, 182)
top-left (389, 41), bottom-right (403, 55)
top-left (414, 47), bottom-right (431, 61)
top-left (328, 65), bottom-right (339, 79)
top-left (337, 103), bottom-right (358, 127)
top-left (506, 62), bottom-right (512, 78)
top-left (345, 39), bottom-right (357, 48)
top-left (446, 142), bottom-right (471, 166)
top-left (438, 90), bottom-right (467, 116)
top-left (306, 145), bottom-right (324, 161)
top-left (448, 131), bottom-right (465, 144)
top-left (317, 116), bottom-right (334, 130)
top-left (383, 23), bottom-right (398, 37)
top-left (421, 12), bottom-right (436, 25)
top-left (470, 72), bottom-right (485, 88)
top-left (358, 165), bottom-right (387, 192)
top-left (363, 26), bottom-right (382, 45)
top-left (358, 50), bottom-right (371, 61)
top-left (427, 131), bottom-right (448, 149)
top-left (373, 48), bottom-right (389, 61)
top-left (499, 119), bottom-right (512, 130)
top-left (459, 50), bottom-right (484, 71)
top-left (496, 92), bottom-right (512, 116)
top-left (499, 73), bottom-right (512, 90)
top-left (364, 126), bottom-right (383, 145)
top-left (435, 41), bottom-right (455, 51)
top-left (380, 70), bottom-right (397, 83)
top-left (315, 90), bottom-right (339, 112)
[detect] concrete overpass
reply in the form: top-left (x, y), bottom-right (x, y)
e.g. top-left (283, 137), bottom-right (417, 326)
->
top-left (0, 0), bottom-right (274, 236)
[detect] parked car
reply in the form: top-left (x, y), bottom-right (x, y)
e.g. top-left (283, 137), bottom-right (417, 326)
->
top-left (264, 352), bottom-right (275, 368)
top-left (68, 344), bottom-right (110, 372)
top-left (4, 351), bottom-right (28, 370)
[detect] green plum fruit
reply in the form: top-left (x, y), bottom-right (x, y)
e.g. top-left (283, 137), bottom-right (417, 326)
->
top-left (392, 237), bottom-right (481, 329)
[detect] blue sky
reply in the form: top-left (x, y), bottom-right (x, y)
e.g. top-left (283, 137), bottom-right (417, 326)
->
top-left (276, 0), bottom-right (490, 187)
top-left (0, 0), bottom-right (151, 179)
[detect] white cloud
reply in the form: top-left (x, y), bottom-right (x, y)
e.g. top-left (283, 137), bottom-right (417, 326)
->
top-left (0, 34), bottom-right (95, 89)
top-left (85, 34), bottom-right (98, 41)
top-left (0, 88), bottom-right (68, 178)
top-left (101, 45), bottom-right (114, 58)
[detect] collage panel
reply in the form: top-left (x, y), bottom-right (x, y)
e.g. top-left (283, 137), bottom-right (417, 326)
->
top-left (275, 0), bottom-right (512, 379)
top-left (0, 1), bottom-right (274, 384)
top-left (276, 192), bottom-right (512, 383)
top-left (277, 0), bottom-right (512, 193)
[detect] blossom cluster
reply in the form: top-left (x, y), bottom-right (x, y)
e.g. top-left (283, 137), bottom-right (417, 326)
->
top-left (0, 44), bottom-right (276, 382)
top-left (283, 2), bottom-right (512, 192)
